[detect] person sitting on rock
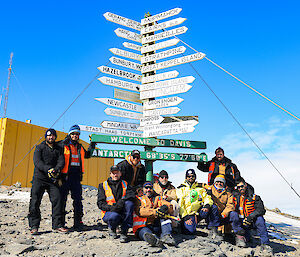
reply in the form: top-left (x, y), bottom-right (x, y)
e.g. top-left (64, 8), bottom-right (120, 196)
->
top-left (209, 175), bottom-right (246, 247)
top-left (176, 169), bottom-right (221, 239)
top-left (234, 177), bottom-right (272, 253)
top-left (97, 165), bottom-right (135, 243)
top-left (133, 181), bottom-right (176, 247)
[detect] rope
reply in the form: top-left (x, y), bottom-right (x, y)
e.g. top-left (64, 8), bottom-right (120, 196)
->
top-left (0, 71), bottom-right (100, 185)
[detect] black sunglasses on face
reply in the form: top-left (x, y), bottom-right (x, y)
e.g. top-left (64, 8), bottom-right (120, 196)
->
top-left (144, 186), bottom-right (153, 189)
top-left (187, 175), bottom-right (195, 178)
top-left (237, 185), bottom-right (245, 189)
top-left (160, 176), bottom-right (168, 179)
top-left (132, 155), bottom-right (140, 159)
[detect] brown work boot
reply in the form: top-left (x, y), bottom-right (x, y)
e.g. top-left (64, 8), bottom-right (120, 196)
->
top-left (53, 227), bottom-right (69, 233)
top-left (30, 228), bottom-right (39, 235)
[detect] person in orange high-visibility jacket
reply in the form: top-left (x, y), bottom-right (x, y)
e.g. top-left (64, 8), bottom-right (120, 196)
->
top-left (133, 181), bottom-right (176, 247)
top-left (97, 165), bottom-right (135, 243)
top-left (234, 177), bottom-right (271, 250)
top-left (59, 125), bottom-right (94, 231)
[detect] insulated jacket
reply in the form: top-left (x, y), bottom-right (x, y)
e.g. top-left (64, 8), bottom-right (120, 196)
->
top-left (33, 141), bottom-right (65, 182)
top-left (153, 181), bottom-right (177, 201)
top-left (233, 185), bottom-right (266, 222)
top-left (197, 156), bottom-right (241, 190)
top-left (209, 185), bottom-right (235, 218)
top-left (97, 177), bottom-right (135, 213)
top-left (117, 155), bottom-right (146, 188)
top-left (133, 192), bottom-right (173, 233)
top-left (177, 181), bottom-right (213, 218)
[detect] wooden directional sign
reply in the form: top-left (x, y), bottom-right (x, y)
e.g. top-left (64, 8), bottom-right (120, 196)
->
top-left (109, 56), bottom-right (141, 71)
top-left (114, 28), bottom-right (141, 43)
top-left (141, 38), bottom-right (179, 54)
top-left (141, 120), bottom-right (198, 131)
top-left (79, 125), bottom-right (142, 137)
top-left (140, 116), bottom-right (164, 127)
top-left (140, 76), bottom-right (195, 91)
top-left (141, 17), bottom-right (186, 34)
top-left (90, 134), bottom-right (207, 149)
top-left (98, 77), bottom-right (140, 92)
top-left (123, 42), bottom-right (141, 51)
top-left (141, 7), bottom-right (182, 25)
top-left (142, 70), bottom-right (179, 84)
top-left (143, 96), bottom-right (184, 110)
top-left (140, 84), bottom-right (192, 99)
top-left (114, 88), bottom-right (141, 103)
top-left (143, 126), bottom-right (195, 138)
top-left (162, 115), bottom-right (198, 123)
top-left (141, 52), bottom-right (206, 73)
top-left (142, 26), bottom-right (188, 44)
top-left (95, 98), bottom-right (143, 112)
top-left (98, 66), bottom-right (141, 82)
top-left (104, 107), bottom-right (142, 120)
top-left (92, 148), bottom-right (207, 162)
top-left (109, 48), bottom-right (141, 61)
top-left (143, 107), bottom-right (180, 117)
top-left (101, 121), bottom-right (141, 131)
top-left (103, 12), bottom-right (141, 31)
top-left (141, 46), bottom-right (186, 64)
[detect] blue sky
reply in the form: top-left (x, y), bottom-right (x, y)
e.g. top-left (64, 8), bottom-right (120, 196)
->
top-left (1, 1), bottom-right (300, 215)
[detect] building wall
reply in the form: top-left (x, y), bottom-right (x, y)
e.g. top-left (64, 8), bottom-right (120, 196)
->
top-left (0, 118), bottom-right (113, 188)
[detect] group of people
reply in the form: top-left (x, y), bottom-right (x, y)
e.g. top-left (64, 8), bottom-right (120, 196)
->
top-left (28, 126), bottom-right (271, 252)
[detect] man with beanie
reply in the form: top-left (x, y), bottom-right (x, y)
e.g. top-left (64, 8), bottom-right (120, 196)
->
top-left (59, 124), bottom-right (95, 231)
top-left (209, 175), bottom-right (246, 246)
top-left (176, 169), bottom-right (221, 239)
top-left (197, 147), bottom-right (241, 191)
top-left (133, 181), bottom-right (176, 247)
top-left (28, 128), bottom-right (68, 234)
top-left (117, 150), bottom-right (146, 189)
top-left (97, 165), bottom-right (135, 243)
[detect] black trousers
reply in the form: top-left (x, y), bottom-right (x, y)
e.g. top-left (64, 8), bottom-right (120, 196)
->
top-left (28, 177), bottom-right (63, 229)
top-left (60, 171), bottom-right (83, 227)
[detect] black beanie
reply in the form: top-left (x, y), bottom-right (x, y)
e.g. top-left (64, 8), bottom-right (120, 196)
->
top-left (45, 128), bottom-right (57, 138)
top-left (159, 170), bottom-right (168, 178)
top-left (185, 169), bottom-right (196, 178)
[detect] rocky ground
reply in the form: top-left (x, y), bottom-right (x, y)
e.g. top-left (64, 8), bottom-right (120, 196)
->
top-left (0, 184), bottom-right (299, 257)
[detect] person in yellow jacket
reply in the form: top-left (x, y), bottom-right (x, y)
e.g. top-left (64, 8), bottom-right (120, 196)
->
top-left (176, 169), bottom-right (221, 239)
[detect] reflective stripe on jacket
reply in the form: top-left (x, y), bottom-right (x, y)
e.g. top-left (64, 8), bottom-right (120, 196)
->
top-left (100, 180), bottom-right (127, 219)
top-left (62, 144), bottom-right (85, 174)
top-left (235, 194), bottom-right (256, 219)
top-left (208, 162), bottom-right (235, 185)
top-left (133, 196), bottom-right (147, 234)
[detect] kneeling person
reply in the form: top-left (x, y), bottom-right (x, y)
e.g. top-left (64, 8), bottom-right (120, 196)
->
top-left (133, 182), bottom-right (176, 247)
top-left (97, 165), bottom-right (135, 243)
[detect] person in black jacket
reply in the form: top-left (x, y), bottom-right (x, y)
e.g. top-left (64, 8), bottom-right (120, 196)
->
top-left (28, 128), bottom-right (68, 235)
top-left (233, 178), bottom-right (271, 251)
top-left (97, 165), bottom-right (135, 243)
top-left (117, 150), bottom-right (146, 189)
top-left (197, 147), bottom-right (241, 191)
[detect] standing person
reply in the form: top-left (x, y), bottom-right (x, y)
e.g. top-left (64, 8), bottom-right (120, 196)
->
top-left (197, 147), bottom-right (241, 191)
top-left (59, 124), bottom-right (94, 231)
top-left (176, 169), bottom-right (221, 239)
top-left (117, 150), bottom-right (146, 189)
top-left (97, 165), bottom-right (135, 243)
top-left (133, 181), bottom-right (176, 247)
top-left (28, 128), bottom-right (68, 234)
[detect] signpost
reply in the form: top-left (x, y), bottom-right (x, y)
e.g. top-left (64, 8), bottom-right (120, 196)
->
top-left (101, 121), bottom-right (141, 131)
top-left (103, 12), bottom-right (141, 31)
top-left (140, 115), bottom-right (164, 127)
top-left (98, 77), bottom-right (140, 92)
top-left (79, 125), bottom-right (142, 137)
top-left (140, 84), bottom-right (192, 99)
top-left (141, 46), bottom-right (186, 64)
top-left (143, 107), bottom-right (180, 117)
top-left (123, 42), bottom-right (141, 51)
top-left (114, 28), bottom-right (142, 43)
top-left (143, 126), bottom-right (195, 138)
top-left (98, 66), bottom-right (141, 82)
top-left (109, 56), bottom-right (141, 71)
top-left (104, 107), bottom-right (142, 120)
top-left (96, 98), bottom-right (143, 112)
top-left (141, 38), bottom-right (179, 54)
top-left (141, 7), bottom-right (182, 25)
top-left (143, 96), bottom-right (184, 110)
top-left (109, 48), bottom-right (141, 61)
top-left (141, 17), bottom-right (186, 34)
top-left (140, 76), bottom-right (195, 91)
top-left (141, 70), bottom-right (179, 84)
top-left (142, 26), bottom-right (188, 44)
top-left (140, 119), bottom-right (198, 131)
top-left (114, 88), bottom-right (141, 103)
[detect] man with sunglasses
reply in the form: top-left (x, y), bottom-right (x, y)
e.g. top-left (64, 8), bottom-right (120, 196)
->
top-left (59, 124), bottom-right (95, 231)
top-left (133, 181), bottom-right (176, 247)
top-left (177, 169), bottom-right (221, 239)
top-left (117, 150), bottom-right (146, 189)
top-left (234, 178), bottom-right (271, 253)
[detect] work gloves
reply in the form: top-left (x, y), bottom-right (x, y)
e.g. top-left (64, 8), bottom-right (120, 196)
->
top-left (156, 205), bottom-right (169, 218)
top-left (48, 168), bottom-right (59, 179)
top-left (111, 200), bottom-right (125, 213)
top-left (242, 217), bottom-right (252, 227)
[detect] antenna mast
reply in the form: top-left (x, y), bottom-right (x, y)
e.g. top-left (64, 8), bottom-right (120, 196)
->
top-left (3, 52), bottom-right (13, 118)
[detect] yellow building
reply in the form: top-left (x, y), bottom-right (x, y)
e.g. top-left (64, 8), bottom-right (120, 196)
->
top-left (0, 118), bottom-right (113, 188)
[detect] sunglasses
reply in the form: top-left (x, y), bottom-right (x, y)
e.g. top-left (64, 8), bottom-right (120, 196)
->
top-left (144, 186), bottom-right (153, 189)
top-left (160, 176), bottom-right (168, 179)
top-left (71, 133), bottom-right (80, 136)
top-left (132, 155), bottom-right (140, 159)
top-left (237, 185), bottom-right (245, 189)
top-left (187, 175), bottom-right (195, 178)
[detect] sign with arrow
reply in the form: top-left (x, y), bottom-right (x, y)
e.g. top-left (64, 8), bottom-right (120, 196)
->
top-left (143, 126), bottom-right (195, 138)
top-left (140, 119), bottom-right (198, 131)
top-left (98, 66), bottom-right (141, 82)
top-left (140, 115), bottom-right (164, 127)
top-left (114, 28), bottom-right (141, 43)
top-left (141, 17), bottom-right (186, 34)
top-left (114, 88), bottom-right (141, 103)
top-left (109, 56), bottom-right (141, 71)
top-left (141, 38), bottom-right (179, 54)
top-left (142, 26), bottom-right (188, 44)
top-left (79, 125), bottom-right (142, 137)
top-left (143, 107), bottom-right (180, 117)
top-left (101, 121), bottom-right (141, 131)
top-left (143, 96), bottom-right (184, 110)
top-left (95, 98), bottom-right (143, 112)
top-left (141, 70), bottom-right (179, 84)
top-left (140, 84), bottom-right (192, 99)
top-left (141, 52), bottom-right (206, 73)
top-left (104, 107), bottom-right (142, 120)
top-left (141, 7), bottom-right (182, 25)
top-left (123, 42), bottom-right (141, 51)
top-left (103, 12), bottom-right (141, 31)
top-left (162, 115), bottom-right (198, 123)
top-left (98, 77), bottom-right (140, 92)
top-left (141, 46), bottom-right (186, 64)
top-left (109, 48), bottom-right (141, 61)
top-left (140, 76), bottom-right (195, 91)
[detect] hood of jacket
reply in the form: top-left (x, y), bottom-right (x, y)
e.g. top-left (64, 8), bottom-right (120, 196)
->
top-left (211, 155), bottom-right (232, 164)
